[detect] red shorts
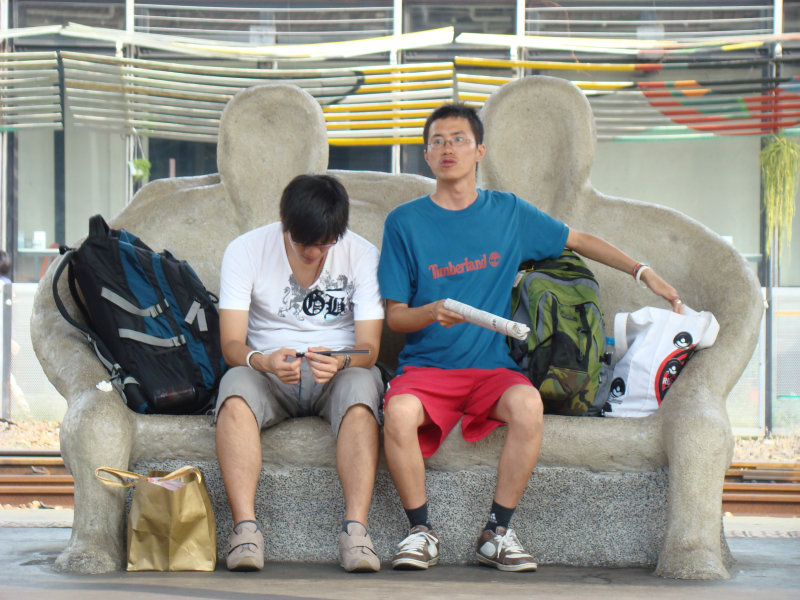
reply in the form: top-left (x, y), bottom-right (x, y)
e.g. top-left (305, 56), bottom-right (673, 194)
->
top-left (384, 366), bottom-right (533, 458)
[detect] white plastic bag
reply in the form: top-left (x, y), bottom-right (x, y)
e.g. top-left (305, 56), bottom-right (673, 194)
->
top-left (606, 305), bottom-right (719, 418)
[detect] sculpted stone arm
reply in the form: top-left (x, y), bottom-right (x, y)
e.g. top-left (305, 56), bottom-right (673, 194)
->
top-left (31, 260), bottom-right (137, 573)
top-left (601, 198), bottom-right (762, 579)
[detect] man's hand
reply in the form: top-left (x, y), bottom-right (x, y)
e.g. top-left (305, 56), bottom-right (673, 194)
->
top-left (640, 269), bottom-right (683, 314)
top-left (429, 299), bottom-right (466, 328)
top-left (305, 347), bottom-right (339, 384)
top-left (250, 348), bottom-right (301, 384)
top-left (385, 298), bottom-right (464, 333)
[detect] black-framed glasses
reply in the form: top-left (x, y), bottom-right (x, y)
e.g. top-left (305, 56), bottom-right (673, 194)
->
top-left (427, 136), bottom-right (475, 150)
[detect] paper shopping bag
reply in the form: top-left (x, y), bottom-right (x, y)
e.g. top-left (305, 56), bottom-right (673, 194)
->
top-left (606, 305), bottom-right (719, 418)
top-left (95, 465), bottom-right (217, 571)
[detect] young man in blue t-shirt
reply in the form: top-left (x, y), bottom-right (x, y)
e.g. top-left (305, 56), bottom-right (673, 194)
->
top-left (377, 103), bottom-right (682, 572)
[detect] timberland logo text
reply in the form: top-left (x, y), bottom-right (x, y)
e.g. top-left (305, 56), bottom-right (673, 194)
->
top-left (428, 253), bottom-right (497, 279)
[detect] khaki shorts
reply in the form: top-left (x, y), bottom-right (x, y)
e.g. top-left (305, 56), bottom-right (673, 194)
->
top-left (215, 361), bottom-right (383, 435)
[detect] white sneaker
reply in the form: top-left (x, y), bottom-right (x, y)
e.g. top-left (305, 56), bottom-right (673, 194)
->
top-left (391, 525), bottom-right (440, 569)
top-left (476, 526), bottom-right (537, 572)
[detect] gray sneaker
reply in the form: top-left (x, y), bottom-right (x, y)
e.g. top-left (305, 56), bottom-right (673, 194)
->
top-left (339, 522), bottom-right (380, 572)
top-left (226, 520), bottom-right (264, 571)
top-left (476, 526), bottom-right (537, 572)
top-left (392, 525), bottom-right (440, 570)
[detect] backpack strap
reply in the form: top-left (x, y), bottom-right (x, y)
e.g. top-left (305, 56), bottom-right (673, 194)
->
top-left (184, 300), bottom-right (209, 332)
top-left (52, 248), bottom-right (131, 393)
top-left (100, 287), bottom-right (167, 319)
top-left (118, 329), bottom-right (186, 348)
top-left (52, 249), bottom-right (89, 335)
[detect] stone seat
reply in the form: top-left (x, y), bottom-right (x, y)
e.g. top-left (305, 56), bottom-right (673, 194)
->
top-left (31, 77), bottom-right (763, 579)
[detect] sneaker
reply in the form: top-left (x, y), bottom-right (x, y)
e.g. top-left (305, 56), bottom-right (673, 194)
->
top-left (339, 522), bottom-right (380, 573)
top-left (391, 525), bottom-right (440, 570)
top-left (476, 526), bottom-right (538, 572)
top-left (226, 520), bottom-right (265, 571)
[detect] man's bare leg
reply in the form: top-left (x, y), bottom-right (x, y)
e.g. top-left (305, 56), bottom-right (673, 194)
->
top-left (216, 396), bottom-right (265, 571)
top-left (336, 404), bottom-right (379, 524)
top-left (476, 383), bottom-right (543, 572)
top-left (490, 384), bottom-right (544, 508)
top-left (382, 393), bottom-right (429, 510)
top-left (337, 403), bottom-right (381, 572)
top-left (216, 396), bottom-right (262, 523)
top-left (383, 393), bottom-right (440, 569)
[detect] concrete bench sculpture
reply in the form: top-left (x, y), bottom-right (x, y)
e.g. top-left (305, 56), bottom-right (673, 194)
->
top-left (31, 76), bottom-right (763, 579)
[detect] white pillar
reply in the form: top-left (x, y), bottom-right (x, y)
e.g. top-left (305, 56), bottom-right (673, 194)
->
top-left (0, 0), bottom-right (8, 247)
top-left (391, 0), bottom-right (403, 174)
top-left (513, 0), bottom-right (525, 77)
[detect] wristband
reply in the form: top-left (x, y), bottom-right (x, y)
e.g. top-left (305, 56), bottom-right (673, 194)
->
top-left (245, 350), bottom-right (263, 370)
top-left (635, 264), bottom-right (651, 288)
top-left (342, 354), bottom-right (351, 369)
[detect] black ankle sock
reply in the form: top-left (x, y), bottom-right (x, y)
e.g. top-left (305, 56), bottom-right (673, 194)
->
top-left (485, 501), bottom-right (515, 532)
top-left (404, 502), bottom-right (432, 530)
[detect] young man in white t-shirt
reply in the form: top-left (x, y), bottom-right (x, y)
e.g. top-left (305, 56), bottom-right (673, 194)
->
top-left (215, 174), bottom-right (384, 573)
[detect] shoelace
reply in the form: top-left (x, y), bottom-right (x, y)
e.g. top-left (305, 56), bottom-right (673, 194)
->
top-left (397, 529), bottom-right (436, 553)
top-left (495, 528), bottom-right (529, 558)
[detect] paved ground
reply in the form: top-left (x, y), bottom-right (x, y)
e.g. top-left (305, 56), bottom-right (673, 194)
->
top-left (0, 512), bottom-right (798, 600)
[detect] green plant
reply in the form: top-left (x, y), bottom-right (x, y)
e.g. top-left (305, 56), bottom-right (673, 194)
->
top-left (129, 158), bottom-right (151, 184)
top-left (760, 134), bottom-right (800, 261)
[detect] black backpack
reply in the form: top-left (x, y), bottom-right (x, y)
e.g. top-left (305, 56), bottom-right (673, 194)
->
top-left (52, 215), bottom-right (227, 414)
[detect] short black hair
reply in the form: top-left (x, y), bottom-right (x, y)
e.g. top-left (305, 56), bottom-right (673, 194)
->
top-left (423, 103), bottom-right (484, 146)
top-left (0, 251), bottom-right (10, 277)
top-left (279, 174), bottom-right (349, 245)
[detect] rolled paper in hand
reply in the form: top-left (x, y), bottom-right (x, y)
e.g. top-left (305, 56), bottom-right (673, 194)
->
top-left (443, 298), bottom-right (530, 341)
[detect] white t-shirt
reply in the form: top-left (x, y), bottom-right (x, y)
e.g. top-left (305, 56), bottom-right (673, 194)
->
top-left (219, 222), bottom-right (384, 354)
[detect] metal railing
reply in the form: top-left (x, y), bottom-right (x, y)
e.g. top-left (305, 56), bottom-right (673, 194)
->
top-left (525, 1), bottom-right (775, 39)
top-left (134, 2), bottom-right (394, 44)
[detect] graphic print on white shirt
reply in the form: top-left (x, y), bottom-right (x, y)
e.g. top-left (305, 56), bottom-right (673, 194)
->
top-left (280, 272), bottom-right (355, 322)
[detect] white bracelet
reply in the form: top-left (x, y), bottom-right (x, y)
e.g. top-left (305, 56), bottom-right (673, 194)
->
top-left (245, 350), bottom-right (262, 370)
top-left (635, 264), bottom-right (651, 288)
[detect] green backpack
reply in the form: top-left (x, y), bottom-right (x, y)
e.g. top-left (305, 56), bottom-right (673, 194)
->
top-left (509, 249), bottom-right (611, 416)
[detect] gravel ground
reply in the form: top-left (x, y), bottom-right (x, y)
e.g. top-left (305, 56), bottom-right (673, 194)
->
top-left (0, 419), bottom-right (61, 450)
top-left (1, 418), bottom-right (798, 462)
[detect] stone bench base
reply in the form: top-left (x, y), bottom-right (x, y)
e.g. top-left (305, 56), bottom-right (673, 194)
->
top-left (137, 459), bottom-right (669, 567)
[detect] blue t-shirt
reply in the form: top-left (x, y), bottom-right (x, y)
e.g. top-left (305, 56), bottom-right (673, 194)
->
top-left (378, 189), bottom-right (569, 372)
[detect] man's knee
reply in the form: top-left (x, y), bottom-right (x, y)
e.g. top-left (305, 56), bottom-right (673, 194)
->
top-left (340, 402), bottom-right (378, 429)
top-left (500, 385), bottom-right (544, 429)
top-left (383, 394), bottom-right (424, 438)
top-left (217, 395), bottom-right (257, 426)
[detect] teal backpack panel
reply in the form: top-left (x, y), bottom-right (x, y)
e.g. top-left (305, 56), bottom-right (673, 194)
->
top-left (509, 250), bottom-right (610, 416)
